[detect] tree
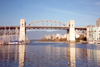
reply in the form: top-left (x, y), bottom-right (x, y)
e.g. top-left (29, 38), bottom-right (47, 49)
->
top-left (79, 34), bottom-right (83, 40)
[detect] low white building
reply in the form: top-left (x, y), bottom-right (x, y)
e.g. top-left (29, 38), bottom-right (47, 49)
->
top-left (55, 34), bottom-right (61, 39)
top-left (52, 34), bottom-right (55, 39)
top-left (55, 34), bottom-right (67, 39)
top-left (45, 34), bottom-right (51, 39)
top-left (63, 34), bottom-right (67, 38)
top-left (45, 34), bottom-right (67, 40)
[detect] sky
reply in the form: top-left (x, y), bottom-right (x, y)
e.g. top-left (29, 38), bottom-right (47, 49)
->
top-left (0, 0), bottom-right (100, 39)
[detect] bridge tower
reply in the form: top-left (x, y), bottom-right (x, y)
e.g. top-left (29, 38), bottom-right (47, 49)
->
top-left (19, 19), bottom-right (26, 41)
top-left (67, 20), bottom-right (75, 42)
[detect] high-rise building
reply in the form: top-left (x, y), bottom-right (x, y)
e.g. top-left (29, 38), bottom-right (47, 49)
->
top-left (96, 18), bottom-right (100, 27)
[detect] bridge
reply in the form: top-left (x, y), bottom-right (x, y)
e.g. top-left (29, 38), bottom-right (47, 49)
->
top-left (0, 26), bottom-right (86, 30)
top-left (0, 19), bottom-right (87, 42)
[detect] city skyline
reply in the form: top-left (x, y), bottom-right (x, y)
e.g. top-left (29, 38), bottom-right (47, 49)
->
top-left (0, 0), bottom-right (100, 27)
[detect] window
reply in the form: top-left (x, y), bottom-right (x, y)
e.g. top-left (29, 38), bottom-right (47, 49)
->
top-left (94, 30), bottom-right (96, 32)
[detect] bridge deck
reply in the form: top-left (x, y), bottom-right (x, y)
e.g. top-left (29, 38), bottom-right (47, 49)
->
top-left (25, 26), bottom-right (69, 30)
top-left (0, 26), bottom-right (20, 30)
top-left (0, 26), bottom-right (87, 30)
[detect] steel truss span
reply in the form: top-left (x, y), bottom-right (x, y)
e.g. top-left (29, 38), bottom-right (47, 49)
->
top-left (28, 20), bottom-right (67, 26)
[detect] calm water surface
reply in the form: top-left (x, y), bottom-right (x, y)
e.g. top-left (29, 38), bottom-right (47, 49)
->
top-left (0, 42), bottom-right (100, 67)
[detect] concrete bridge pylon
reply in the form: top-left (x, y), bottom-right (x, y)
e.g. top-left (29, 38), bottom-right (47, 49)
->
top-left (67, 20), bottom-right (75, 42)
top-left (19, 19), bottom-right (26, 41)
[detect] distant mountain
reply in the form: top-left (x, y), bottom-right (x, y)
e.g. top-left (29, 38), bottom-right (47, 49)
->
top-left (26, 30), bottom-right (66, 40)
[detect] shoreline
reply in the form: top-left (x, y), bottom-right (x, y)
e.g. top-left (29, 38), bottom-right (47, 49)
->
top-left (33, 41), bottom-right (81, 44)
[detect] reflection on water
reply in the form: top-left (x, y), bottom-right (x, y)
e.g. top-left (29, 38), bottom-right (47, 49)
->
top-left (19, 44), bottom-right (25, 67)
top-left (0, 43), bottom-right (100, 67)
top-left (68, 43), bottom-right (76, 67)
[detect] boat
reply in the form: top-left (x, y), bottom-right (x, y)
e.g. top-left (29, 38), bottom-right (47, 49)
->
top-left (88, 41), bottom-right (94, 44)
top-left (8, 41), bottom-right (22, 44)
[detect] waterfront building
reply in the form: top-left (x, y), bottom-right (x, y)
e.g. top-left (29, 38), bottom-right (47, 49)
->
top-left (55, 34), bottom-right (67, 39)
top-left (45, 34), bottom-right (67, 40)
top-left (75, 30), bottom-right (80, 38)
top-left (75, 30), bottom-right (87, 38)
top-left (60, 35), bottom-right (64, 39)
top-left (55, 34), bottom-right (61, 39)
top-left (82, 30), bottom-right (87, 37)
top-left (87, 27), bottom-right (100, 42)
top-left (96, 18), bottom-right (100, 27)
top-left (52, 34), bottom-right (55, 39)
top-left (45, 34), bottom-right (51, 39)
top-left (63, 34), bottom-right (67, 38)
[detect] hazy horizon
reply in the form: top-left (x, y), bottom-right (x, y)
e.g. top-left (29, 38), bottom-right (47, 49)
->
top-left (26, 30), bottom-right (66, 40)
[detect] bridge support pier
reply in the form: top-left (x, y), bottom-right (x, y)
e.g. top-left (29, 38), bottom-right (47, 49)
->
top-left (67, 20), bottom-right (75, 42)
top-left (19, 19), bottom-right (26, 41)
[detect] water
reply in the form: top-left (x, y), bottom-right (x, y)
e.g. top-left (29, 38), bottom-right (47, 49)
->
top-left (0, 42), bottom-right (100, 67)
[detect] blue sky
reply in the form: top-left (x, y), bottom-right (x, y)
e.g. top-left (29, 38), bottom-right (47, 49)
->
top-left (0, 0), bottom-right (100, 26)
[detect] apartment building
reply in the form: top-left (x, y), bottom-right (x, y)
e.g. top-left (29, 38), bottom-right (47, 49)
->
top-left (87, 27), bottom-right (100, 42)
